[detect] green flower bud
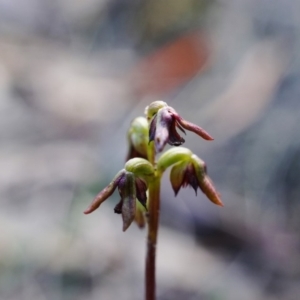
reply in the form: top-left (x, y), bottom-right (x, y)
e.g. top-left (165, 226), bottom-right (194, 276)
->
top-left (144, 101), bottom-right (167, 121)
top-left (126, 117), bottom-right (149, 160)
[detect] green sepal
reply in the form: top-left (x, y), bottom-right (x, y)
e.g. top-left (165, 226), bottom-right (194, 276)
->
top-left (157, 147), bottom-right (192, 174)
top-left (125, 158), bottom-right (155, 181)
top-left (134, 200), bottom-right (147, 229)
top-left (170, 160), bottom-right (188, 195)
top-left (190, 154), bottom-right (206, 182)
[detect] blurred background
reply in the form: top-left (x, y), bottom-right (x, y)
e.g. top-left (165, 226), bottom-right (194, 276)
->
top-left (1, 0), bottom-right (300, 299)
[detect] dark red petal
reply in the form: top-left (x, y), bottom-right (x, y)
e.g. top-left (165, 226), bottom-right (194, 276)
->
top-left (167, 120), bottom-right (185, 146)
top-left (184, 164), bottom-right (199, 195)
top-left (154, 108), bottom-right (173, 152)
top-left (117, 173), bottom-right (128, 198)
top-left (199, 176), bottom-right (223, 206)
top-left (122, 195), bottom-right (136, 231)
top-left (149, 114), bottom-right (157, 142)
top-left (84, 172), bottom-right (125, 214)
top-left (135, 178), bottom-right (148, 209)
top-left (176, 121), bottom-right (186, 134)
top-left (114, 199), bottom-right (123, 214)
top-left (120, 172), bottom-right (137, 231)
top-left (174, 113), bottom-right (214, 141)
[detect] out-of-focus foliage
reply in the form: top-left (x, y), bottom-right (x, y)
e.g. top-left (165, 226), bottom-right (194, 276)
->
top-left (1, 0), bottom-right (300, 299)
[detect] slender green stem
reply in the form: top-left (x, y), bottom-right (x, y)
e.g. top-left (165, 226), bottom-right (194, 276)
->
top-left (146, 175), bottom-right (161, 300)
top-left (145, 141), bottom-right (160, 300)
top-left (147, 141), bottom-right (156, 166)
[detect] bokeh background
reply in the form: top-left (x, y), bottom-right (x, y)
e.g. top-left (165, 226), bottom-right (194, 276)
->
top-left (1, 0), bottom-right (300, 299)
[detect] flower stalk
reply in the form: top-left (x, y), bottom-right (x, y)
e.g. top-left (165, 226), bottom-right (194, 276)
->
top-left (145, 174), bottom-right (161, 300)
top-left (84, 101), bottom-right (223, 300)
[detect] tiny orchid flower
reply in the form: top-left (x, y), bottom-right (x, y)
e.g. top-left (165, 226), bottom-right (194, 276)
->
top-left (169, 154), bottom-right (223, 206)
top-left (113, 172), bottom-right (148, 231)
top-left (157, 148), bottom-right (223, 207)
top-left (84, 170), bottom-right (147, 231)
top-left (84, 158), bottom-right (154, 231)
top-left (147, 103), bottom-right (214, 153)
